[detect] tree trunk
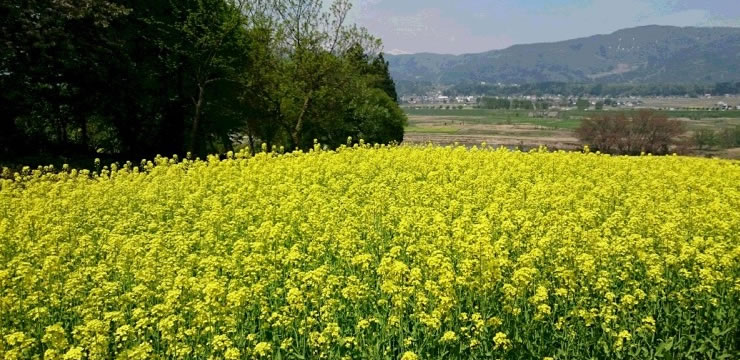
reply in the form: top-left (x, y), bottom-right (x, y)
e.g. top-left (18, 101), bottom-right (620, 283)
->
top-left (247, 129), bottom-right (256, 156)
top-left (291, 93), bottom-right (312, 149)
top-left (221, 132), bottom-right (233, 152)
top-left (157, 67), bottom-right (186, 156)
top-left (81, 117), bottom-right (89, 152)
top-left (0, 118), bottom-right (18, 156)
top-left (189, 84), bottom-right (205, 154)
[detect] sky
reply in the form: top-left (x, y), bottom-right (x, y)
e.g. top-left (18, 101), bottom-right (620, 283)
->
top-left (349, 0), bottom-right (740, 54)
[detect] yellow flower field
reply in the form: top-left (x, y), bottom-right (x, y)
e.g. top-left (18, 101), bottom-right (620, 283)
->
top-left (1, 145), bottom-right (739, 359)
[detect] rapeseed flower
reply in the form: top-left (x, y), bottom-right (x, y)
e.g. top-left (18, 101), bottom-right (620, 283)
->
top-left (0, 144), bottom-right (737, 359)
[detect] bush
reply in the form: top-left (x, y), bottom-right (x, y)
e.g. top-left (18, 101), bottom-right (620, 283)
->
top-left (693, 129), bottom-right (718, 149)
top-left (717, 126), bottom-right (740, 148)
top-left (576, 110), bottom-right (685, 155)
top-left (689, 126), bottom-right (739, 150)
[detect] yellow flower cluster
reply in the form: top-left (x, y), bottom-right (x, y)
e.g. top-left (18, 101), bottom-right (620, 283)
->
top-left (1, 145), bottom-right (738, 359)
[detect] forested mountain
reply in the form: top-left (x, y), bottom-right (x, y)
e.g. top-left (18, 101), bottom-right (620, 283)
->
top-left (387, 26), bottom-right (740, 94)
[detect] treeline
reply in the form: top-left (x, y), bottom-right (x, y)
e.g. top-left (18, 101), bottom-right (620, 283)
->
top-left (578, 110), bottom-right (740, 155)
top-left (445, 82), bottom-right (740, 97)
top-left (0, 0), bottom-right (405, 159)
top-left (693, 127), bottom-right (740, 150)
top-left (478, 98), bottom-right (550, 110)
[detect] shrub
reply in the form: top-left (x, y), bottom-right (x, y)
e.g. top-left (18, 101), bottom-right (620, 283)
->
top-left (717, 125), bottom-right (740, 148)
top-left (693, 128), bottom-right (718, 149)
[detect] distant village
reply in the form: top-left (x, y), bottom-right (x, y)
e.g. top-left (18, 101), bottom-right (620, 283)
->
top-left (401, 92), bottom-right (740, 112)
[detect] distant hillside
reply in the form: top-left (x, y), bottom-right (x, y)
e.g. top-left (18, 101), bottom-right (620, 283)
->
top-left (387, 26), bottom-right (740, 94)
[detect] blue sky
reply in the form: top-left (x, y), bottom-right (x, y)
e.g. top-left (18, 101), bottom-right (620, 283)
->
top-left (350, 0), bottom-right (740, 54)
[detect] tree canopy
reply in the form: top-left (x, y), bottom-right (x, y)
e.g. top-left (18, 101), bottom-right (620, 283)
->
top-left (0, 0), bottom-right (406, 160)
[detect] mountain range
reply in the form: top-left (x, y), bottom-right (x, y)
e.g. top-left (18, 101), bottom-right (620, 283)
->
top-left (386, 25), bottom-right (740, 94)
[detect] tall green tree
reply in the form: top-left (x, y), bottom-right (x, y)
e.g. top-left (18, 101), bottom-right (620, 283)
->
top-left (1, 0), bottom-right (406, 160)
top-left (178, 0), bottom-right (252, 154)
top-left (0, 0), bottom-right (130, 156)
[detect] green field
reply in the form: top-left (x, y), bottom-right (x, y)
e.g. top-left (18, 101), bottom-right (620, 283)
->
top-left (403, 108), bottom-right (582, 130)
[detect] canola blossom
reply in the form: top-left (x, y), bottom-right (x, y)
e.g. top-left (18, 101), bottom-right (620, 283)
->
top-left (1, 145), bottom-right (739, 359)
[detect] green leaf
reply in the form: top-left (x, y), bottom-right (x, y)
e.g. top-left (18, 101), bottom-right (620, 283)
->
top-left (655, 337), bottom-right (674, 358)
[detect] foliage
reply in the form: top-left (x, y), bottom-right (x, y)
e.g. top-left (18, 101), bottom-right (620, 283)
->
top-left (693, 126), bottom-right (740, 150)
top-left (576, 110), bottom-right (686, 155)
top-left (1, 145), bottom-right (739, 359)
top-left (0, 0), bottom-right (131, 155)
top-left (511, 99), bottom-right (534, 110)
top-left (345, 88), bottom-right (405, 145)
top-left (0, 0), bottom-right (405, 158)
top-left (478, 98), bottom-right (511, 110)
top-left (718, 125), bottom-right (740, 148)
top-left (693, 129), bottom-right (719, 150)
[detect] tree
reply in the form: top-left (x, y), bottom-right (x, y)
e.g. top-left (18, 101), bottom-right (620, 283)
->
top-left (479, 97), bottom-right (510, 110)
top-left (1, 0), bottom-right (406, 161)
top-left (178, 0), bottom-right (252, 154)
top-left (693, 129), bottom-right (718, 150)
top-left (238, 0), bottom-right (403, 151)
top-left (0, 0), bottom-right (130, 156)
top-left (351, 88), bottom-right (405, 144)
top-left (629, 110), bottom-right (685, 154)
top-left (370, 53), bottom-right (398, 103)
top-left (265, 0), bottom-right (380, 149)
top-left (715, 126), bottom-right (739, 149)
top-left (577, 110), bottom-right (685, 155)
top-left (1, 0), bottom-right (254, 157)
